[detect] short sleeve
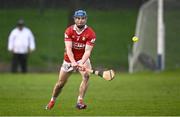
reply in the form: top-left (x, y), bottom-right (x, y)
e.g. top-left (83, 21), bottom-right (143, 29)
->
top-left (64, 27), bottom-right (72, 41)
top-left (86, 28), bottom-right (96, 46)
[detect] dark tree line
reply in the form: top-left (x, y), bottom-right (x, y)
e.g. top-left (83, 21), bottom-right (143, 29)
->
top-left (0, 0), bottom-right (148, 26)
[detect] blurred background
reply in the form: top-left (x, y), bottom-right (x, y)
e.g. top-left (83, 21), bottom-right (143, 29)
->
top-left (0, 1), bottom-right (180, 115)
top-left (0, 0), bottom-right (179, 72)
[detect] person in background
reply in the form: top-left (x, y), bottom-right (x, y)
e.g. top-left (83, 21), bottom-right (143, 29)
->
top-left (8, 19), bottom-right (36, 73)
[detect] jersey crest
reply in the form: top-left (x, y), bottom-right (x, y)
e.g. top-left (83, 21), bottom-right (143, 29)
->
top-left (82, 37), bottom-right (86, 41)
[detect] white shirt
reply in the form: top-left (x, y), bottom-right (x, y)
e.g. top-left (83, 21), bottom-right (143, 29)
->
top-left (8, 27), bottom-right (35, 54)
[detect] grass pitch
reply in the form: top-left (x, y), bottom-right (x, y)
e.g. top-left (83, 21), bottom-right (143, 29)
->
top-left (0, 70), bottom-right (180, 116)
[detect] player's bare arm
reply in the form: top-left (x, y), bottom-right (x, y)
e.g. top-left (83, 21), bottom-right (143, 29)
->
top-left (78, 45), bottom-right (93, 72)
top-left (80, 45), bottom-right (93, 65)
top-left (65, 41), bottom-right (78, 67)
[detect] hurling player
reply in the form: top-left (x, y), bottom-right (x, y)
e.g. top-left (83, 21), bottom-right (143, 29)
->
top-left (46, 9), bottom-right (96, 110)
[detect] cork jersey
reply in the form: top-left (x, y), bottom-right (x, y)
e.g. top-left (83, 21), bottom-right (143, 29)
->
top-left (64, 25), bottom-right (96, 62)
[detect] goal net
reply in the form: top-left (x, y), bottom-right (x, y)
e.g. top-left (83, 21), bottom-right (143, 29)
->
top-left (129, 0), bottom-right (180, 73)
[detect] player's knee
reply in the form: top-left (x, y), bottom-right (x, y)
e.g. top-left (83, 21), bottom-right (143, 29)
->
top-left (85, 72), bottom-right (89, 77)
top-left (83, 73), bottom-right (89, 81)
top-left (56, 80), bottom-right (66, 89)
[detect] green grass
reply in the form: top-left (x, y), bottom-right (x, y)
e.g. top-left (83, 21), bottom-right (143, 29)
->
top-left (0, 70), bottom-right (180, 116)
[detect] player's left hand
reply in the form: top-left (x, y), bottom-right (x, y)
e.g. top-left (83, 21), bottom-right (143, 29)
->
top-left (77, 64), bottom-right (86, 71)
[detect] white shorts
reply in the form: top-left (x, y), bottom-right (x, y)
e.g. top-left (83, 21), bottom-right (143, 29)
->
top-left (61, 59), bottom-right (92, 72)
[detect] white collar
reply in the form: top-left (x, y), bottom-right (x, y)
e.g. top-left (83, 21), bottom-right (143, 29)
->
top-left (73, 24), bottom-right (88, 35)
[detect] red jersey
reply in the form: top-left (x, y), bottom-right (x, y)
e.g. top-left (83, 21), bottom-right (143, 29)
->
top-left (64, 25), bottom-right (96, 62)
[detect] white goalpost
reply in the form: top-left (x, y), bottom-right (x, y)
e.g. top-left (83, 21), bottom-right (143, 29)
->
top-left (157, 0), bottom-right (165, 71)
top-left (129, 0), bottom-right (165, 73)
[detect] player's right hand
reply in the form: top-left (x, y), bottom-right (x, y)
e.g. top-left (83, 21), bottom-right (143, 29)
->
top-left (71, 62), bottom-right (78, 70)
